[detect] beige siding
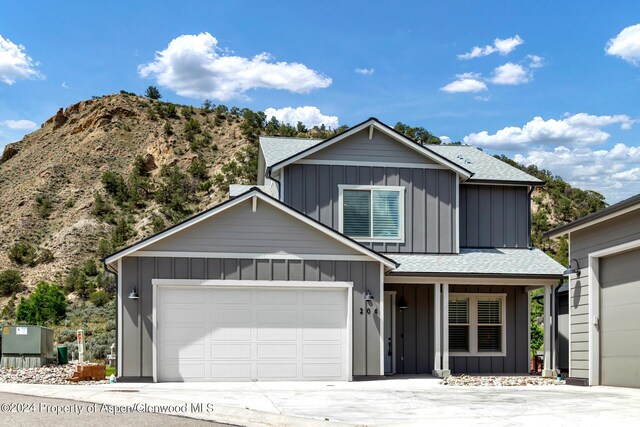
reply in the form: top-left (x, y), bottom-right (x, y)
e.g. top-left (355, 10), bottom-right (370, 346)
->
top-left (568, 209), bottom-right (640, 380)
top-left (307, 128), bottom-right (437, 165)
top-left (145, 198), bottom-right (363, 256)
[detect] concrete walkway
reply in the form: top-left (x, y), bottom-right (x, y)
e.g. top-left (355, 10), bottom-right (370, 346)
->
top-left (2, 378), bottom-right (640, 426)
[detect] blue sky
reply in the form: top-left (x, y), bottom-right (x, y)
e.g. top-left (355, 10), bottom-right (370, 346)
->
top-left (2, 1), bottom-right (640, 202)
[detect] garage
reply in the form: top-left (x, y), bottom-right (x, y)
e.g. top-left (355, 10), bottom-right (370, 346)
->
top-left (600, 248), bottom-right (640, 388)
top-left (155, 284), bottom-right (351, 382)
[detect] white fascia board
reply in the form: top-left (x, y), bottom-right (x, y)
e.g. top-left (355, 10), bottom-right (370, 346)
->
top-left (269, 120), bottom-right (472, 179)
top-left (105, 189), bottom-right (397, 270)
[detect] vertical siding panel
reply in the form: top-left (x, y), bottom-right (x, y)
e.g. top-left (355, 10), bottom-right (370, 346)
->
top-left (400, 168), bottom-right (412, 253)
top-left (365, 262), bottom-right (381, 375)
top-left (122, 257), bottom-right (140, 377)
top-left (140, 257), bottom-right (155, 377)
top-left (223, 259), bottom-right (239, 280)
top-left (350, 262), bottom-right (366, 376)
top-left (516, 288), bottom-right (529, 373)
top-left (240, 259), bottom-right (255, 280)
top-left (438, 171), bottom-right (452, 252)
top-left (303, 260), bottom-right (319, 281)
top-left (319, 260), bottom-right (333, 281)
top-left (206, 259), bottom-right (222, 279)
top-left (516, 188), bottom-right (529, 247)
top-left (358, 166), bottom-right (372, 185)
top-left (174, 258), bottom-right (189, 279)
top-left (345, 166), bottom-right (358, 184)
top-left (317, 165), bottom-right (332, 227)
top-left (491, 187), bottom-right (504, 247)
top-left (504, 187), bottom-right (517, 247)
top-left (331, 166), bottom-right (344, 230)
top-left (416, 285), bottom-right (430, 372)
top-left (426, 169), bottom-right (438, 252)
top-left (256, 259), bottom-right (270, 280)
top-left (459, 186), bottom-right (467, 247)
top-left (334, 261), bottom-right (349, 282)
top-left (288, 260), bottom-right (303, 281)
top-left (372, 167), bottom-right (385, 185)
top-left (403, 285), bottom-right (417, 374)
top-left (157, 257), bottom-right (172, 279)
top-left (304, 164), bottom-right (318, 220)
top-left (412, 169), bottom-right (426, 253)
top-left (271, 259), bottom-right (287, 280)
top-left (190, 258), bottom-right (205, 279)
top-left (466, 186), bottom-right (479, 247)
top-left (289, 164), bottom-right (304, 211)
top-left (478, 186), bottom-right (492, 247)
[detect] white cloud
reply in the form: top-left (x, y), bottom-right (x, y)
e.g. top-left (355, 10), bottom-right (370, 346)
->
top-left (458, 35), bottom-right (523, 60)
top-left (264, 106), bottom-right (339, 129)
top-left (439, 136), bottom-right (452, 144)
top-left (61, 81), bottom-right (70, 89)
top-left (527, 54), bottom-right (544, 68)
top-left (490, 62), bottom-right (530, 85)
top-left (474, 95), bottom-right (492, 102)
top-left (354, 68), bottom-right (375, 75)
top-left (463, 113), bottom-right (634, 150)
top-left (138, 33), bottom-right (332, 101)
top-left (1, 119), bottom-right (37, 130)
top-left (0, 35), bottom-right (43, 85)
top-left (606, 24), bottom-right (640, 66)
top-left (514, 143), bottom-right (640, 202)
top-left (440, 72), bottom-right (488, 93)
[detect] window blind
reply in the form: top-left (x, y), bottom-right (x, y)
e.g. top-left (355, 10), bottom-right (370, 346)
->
top-left (449, 298), bottom-right (469, 352)
top-left (477, 298), bottom-right (502, 352)
top-left (372, 190), bottom-right (400, 238)
top-left (343, 190), bottom-right (371, 237)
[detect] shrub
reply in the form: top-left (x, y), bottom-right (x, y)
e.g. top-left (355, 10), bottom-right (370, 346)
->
top-left (101, 171), bottom-right (128, 205)
top-left (166, 104), bottom-right (178, 118)
top-left (38, 248), bottom-right (54, 264)
top-left (183, 118), bottom-right (201, 142)
top-left (35, 193), bottom-right (54, 219)
top-left (163, 121), bottom-right (173, 136)
top-left (97, 239), bottom-right (113, 259)
top-left (96, 271), bottom-right (116, 295)
top-left (89, 289), bottom-right (110, 307)
top-left (91, 192), bottom-right (114, 221)
top-left (111, 216), bottom-right (136, 250)
top-left (1, 293), bottom-right (17, 323)
top-left (16, 282), bottom-right (67, 326)
top-left (8, 242), bottom-right (38, 266)
top-left (144, 86), bottom-right (162, 100)
top-left (151, 215), bottom-right (166, 234)
top-left (0, 270), bottom-right (22, 296)
top-left (65, 198), bottom-right (75, 208)
top-left (155, 166), bottom-right (194, 215)
top-left (64, 267), bottom-right (93, 299)
top-left (188, 157), bottom-right (208, 180)
top-left (82, 259), bottom-right (99, 277)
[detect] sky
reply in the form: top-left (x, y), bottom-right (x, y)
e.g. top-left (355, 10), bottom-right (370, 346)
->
top-left (2, 1), bottom-right (640, 203)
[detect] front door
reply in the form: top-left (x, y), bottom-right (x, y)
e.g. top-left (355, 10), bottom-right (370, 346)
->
top-left (384, 292), bottom-right (396, 374)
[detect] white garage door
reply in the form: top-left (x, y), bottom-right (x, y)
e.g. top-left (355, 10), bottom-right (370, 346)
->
top-left (157, 286), bottom-right (349, 381)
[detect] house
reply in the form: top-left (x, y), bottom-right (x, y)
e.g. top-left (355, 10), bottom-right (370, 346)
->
top-left (546, 193), bottom-right (640, 388)
top-left (104, 118), bottom-right (565, 382)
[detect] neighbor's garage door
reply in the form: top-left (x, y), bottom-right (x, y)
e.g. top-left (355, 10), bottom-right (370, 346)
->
top-left (600, 248), bottom-right (640, 388)
top-left (157, 286), bottom-right (349, 381)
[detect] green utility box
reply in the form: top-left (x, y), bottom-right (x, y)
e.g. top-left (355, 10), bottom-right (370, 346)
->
top-left (1, 325), bottom-right (55, 368)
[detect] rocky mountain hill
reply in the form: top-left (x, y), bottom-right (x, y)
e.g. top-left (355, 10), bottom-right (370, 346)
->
top-left (0, 94), bottom-right (605, 305)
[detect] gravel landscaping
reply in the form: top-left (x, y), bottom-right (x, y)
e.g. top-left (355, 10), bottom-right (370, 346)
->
top-left (0, 362), bottom-right (108, 385)
top-left (441, 374), bottom-right (565, 386)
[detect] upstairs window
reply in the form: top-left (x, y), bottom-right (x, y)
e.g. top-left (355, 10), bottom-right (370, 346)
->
top-left (449, 294), bottom-right (506, 356)
top-left (339, 185), bottom-right (404, 242)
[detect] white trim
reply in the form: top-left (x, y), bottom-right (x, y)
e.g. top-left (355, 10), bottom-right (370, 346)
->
top-left (105, 190), bottom-right (396, 270)
top-left (384, 291), bottom-right (397, 375)
top-left (338, 185), bottom-right (406, 243)
top-left (588, 237), bottom-right (640, 258)
top-left (527, 289), bottom-right (532, 369)
top-left (369, 124), bottom-right (374, 140)
top-left (542, 285), bottom-right (552, 372)
top-left (280, 168), bottom-right (285, 202)
top-left (296, 159), bottom-right (451, 170)
top-left (152, 278), bottom-right (354, 288)
top-left (117, 258), bottom-right (123, 377)
top-left (433, 283), bottom-right (441, 372)
top-left (449, 293), bottom-right (507, 357)
top-left (270, 119), bottom-right (473, 179)
top-left (152, 280), bottom-right (354, 383)
top-left (442, 283), bottom-right (449, 371)
top-left (568, 232), bottom-right (572, 377)
top-left (134, 251), bottom-right (374, 262)
top-left (546, 203), bottom-right (640, 238)
top-left (252, 195), bottom-right (257, 212)
top-left (461, 181), bottom-right (539, 188)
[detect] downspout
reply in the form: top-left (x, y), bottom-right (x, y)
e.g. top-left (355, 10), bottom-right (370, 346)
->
top-left (104, 260), bottom-right (118, 377)
top-left (527, 186), bottom-right (534, 248)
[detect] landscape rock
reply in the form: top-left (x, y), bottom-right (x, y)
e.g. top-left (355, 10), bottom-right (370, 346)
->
top-left (441, 374), bottom-right (564, 386)
top-left (0, 145), bottom-right (18, 164)
top-left (143, 153), bottom-right (157, 171)
top-left (0, 362), bottom-right (108, 385)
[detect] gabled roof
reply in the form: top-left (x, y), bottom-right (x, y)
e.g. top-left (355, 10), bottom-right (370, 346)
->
top-left (545, 193), bottom-right (640, 238)
top-left (260, 118), bottom-right (542, 185)
top-left (103, 187), bottom-right (399, 270)
top-left (265, 118), bottom-right (474, 179)
top-left (390, 248), bottom-right (564, 278)
top-left (427, 145), bottom-right (543, 185)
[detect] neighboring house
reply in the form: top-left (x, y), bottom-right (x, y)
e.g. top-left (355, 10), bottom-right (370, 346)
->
top-left (546, 193), bottom-right (640, 388)
top-left (105, 118), bottom-right (564, 382)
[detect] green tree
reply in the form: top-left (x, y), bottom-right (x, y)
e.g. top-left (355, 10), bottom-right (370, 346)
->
top-left (8, 242), bottom-right (38, 267)
top-left (89, 289), bottom-right (110, 307)
top-left (144, 86), bottom-right (162, 100)
top-left (64, 267), bottom-right (93, 299)
top-left (16, 282), bottom-right (68, 326)
top-left (0, 270), bottom-right (22, 296)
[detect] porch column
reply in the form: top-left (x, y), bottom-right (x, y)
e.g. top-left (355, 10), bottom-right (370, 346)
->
top-left (442, 283), bottom-right (450, 375)
top-left (433, 283), bottom-right (442, 374)
top-left (542, 285), bottom-right (555, 377)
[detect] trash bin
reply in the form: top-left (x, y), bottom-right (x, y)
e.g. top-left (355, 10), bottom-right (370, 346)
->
top-left (57, 344), bottom-right (68, 365)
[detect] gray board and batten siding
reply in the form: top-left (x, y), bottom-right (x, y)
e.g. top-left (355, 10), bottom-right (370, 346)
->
top-left (121, 257), bottom-right (382, 379)
top-left (459, 184), bottom-right (530, 248)
top-left (568, 209), bottom-right (640, 380)
top-left (284, 164), bottom-right (458, 254)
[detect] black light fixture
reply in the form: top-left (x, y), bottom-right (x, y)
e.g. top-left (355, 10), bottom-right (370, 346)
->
top-left (563, 259), bottom-right (581, 277)
top-left (364, 289), bottom-right (375, 301)
top-left (128, 287), bottom-right (140, 300)
top-left (398, 296), bottom-right (408, 310)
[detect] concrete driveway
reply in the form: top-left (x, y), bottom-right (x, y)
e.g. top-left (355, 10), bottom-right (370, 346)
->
top-left (1, 378), bottom-right (640, 426)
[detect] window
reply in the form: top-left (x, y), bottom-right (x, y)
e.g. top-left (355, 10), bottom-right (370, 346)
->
top-left (339, 185), bottom-right (404, 242)
top-left (449, 294), bottom-right (505, 356)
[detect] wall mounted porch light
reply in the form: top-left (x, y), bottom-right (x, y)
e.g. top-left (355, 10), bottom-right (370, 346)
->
top-left (397, 296), bottom-right (408, 310)
top-left (563, 259), bottom-right (581, 277)
top-left (364, 290), bottom-right (375, 301)
top-left (128, 287), bottom-right (140, 300)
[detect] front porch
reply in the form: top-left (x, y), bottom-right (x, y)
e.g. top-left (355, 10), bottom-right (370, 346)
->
top-left (383, 276), bottom-right (560, 378)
